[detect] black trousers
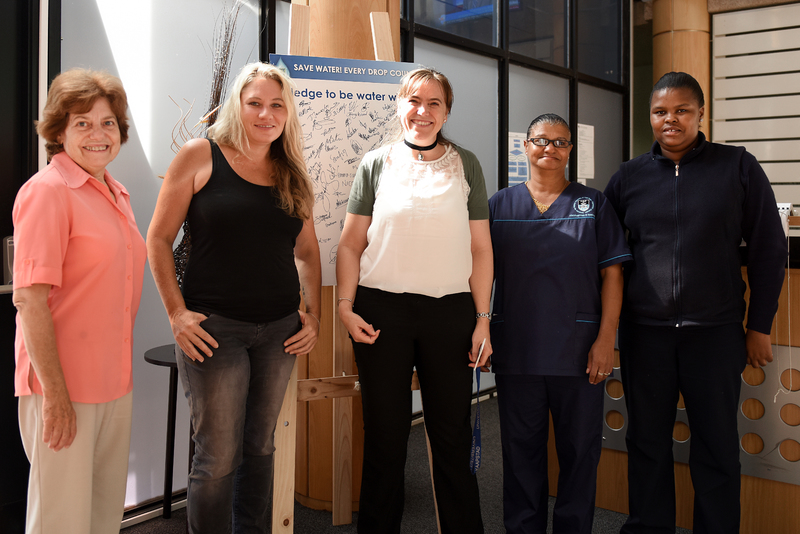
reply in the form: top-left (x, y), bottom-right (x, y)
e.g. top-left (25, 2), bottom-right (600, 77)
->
top-left (618, 321), bottom-right (746, 534)
top-left (352, 286), bottom-right (484, 534)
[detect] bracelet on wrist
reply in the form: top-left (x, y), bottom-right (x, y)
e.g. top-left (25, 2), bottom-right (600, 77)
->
top-left (476, 312), bottom-right (492, 320)
top-left (337, 297), bottom-right (354, 306)
top-left (307, 312), bottom-right (320, 325)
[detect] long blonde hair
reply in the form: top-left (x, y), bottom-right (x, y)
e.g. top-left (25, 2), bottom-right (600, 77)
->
top-left (209, 62), bottom-right (314, 220)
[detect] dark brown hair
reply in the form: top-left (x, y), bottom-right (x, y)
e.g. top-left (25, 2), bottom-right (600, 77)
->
top-left (37, 68), bottom-right (129, 159)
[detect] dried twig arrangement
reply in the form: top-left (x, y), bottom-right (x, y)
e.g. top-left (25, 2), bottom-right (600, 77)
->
top-left (168, 97), bottom-right (221, 155)
top-left (168, 1), bottom-right (244, 153)
top-left (205, 1), bottom-right (243, 127)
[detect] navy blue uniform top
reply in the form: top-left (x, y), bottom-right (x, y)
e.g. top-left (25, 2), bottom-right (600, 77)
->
top-left (489, 182), bottom-right (631, 376)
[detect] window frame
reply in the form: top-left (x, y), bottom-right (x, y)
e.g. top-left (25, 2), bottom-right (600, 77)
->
top-left (265, 0), bottom-right (630, 189)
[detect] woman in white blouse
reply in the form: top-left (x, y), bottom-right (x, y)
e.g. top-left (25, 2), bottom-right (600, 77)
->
top-left (337, 67), bottom-right (493, 534)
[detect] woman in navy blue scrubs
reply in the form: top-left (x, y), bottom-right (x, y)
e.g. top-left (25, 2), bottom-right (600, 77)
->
top-left (490, 113), bottom-right (631, 534)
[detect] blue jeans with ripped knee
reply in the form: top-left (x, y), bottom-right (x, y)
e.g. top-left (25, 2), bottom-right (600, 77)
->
top-left (176, 311), bottom-right (299, 534)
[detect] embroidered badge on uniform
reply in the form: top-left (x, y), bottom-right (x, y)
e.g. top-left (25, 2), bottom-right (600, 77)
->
top-left (573, 197), bottom-right (594, 214)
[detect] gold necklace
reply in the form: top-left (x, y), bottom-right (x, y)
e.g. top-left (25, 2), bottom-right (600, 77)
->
top-left (526, 180), bottom-right (568, 214)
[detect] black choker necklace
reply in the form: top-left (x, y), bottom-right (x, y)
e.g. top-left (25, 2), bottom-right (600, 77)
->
top-left (404, 139), bottom-right (438, 161)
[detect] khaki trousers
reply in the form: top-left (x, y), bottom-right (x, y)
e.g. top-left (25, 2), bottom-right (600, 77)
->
top-left (19, 391), bottom-right (133, 534)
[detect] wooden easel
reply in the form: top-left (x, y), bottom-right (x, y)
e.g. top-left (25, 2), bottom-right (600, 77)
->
top-left (270, 3), bottom-right (441, 533)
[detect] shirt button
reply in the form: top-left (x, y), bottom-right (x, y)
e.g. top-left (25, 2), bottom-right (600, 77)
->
top-left (124, 338), bottom-right (129, 343)
top-left (127, 244), bottom-right (132, 249)
top-left (127, 275), bottom-right (132, 280)
top-left (119, 214), bottom-right (125, 220)
top-left (125, 307), bottom-right (130, 312)
top-left (24, 259), bottom-right (30, 265)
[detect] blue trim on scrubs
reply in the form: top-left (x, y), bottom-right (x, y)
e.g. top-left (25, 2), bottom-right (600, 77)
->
top-left (489, 182), bottom-right (631, 376)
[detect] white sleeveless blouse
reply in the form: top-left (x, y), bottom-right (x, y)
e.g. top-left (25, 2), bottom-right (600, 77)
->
top-left (358, 144), bottom-right (473, 298)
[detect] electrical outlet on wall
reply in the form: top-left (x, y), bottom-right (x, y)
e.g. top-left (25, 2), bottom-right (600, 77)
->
top-left (778, 203), bottom-right (792, 237)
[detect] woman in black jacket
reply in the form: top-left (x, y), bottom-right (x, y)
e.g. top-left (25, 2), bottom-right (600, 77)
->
top-left (604, 72), bottom-right (787, 534)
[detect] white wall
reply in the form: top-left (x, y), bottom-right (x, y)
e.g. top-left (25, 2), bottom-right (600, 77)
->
top-left (61, 0), bottom-right (260, 507)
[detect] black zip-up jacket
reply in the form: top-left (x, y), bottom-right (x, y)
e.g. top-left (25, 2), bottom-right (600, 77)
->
top-left (604, 132), bottom-right (786, 334)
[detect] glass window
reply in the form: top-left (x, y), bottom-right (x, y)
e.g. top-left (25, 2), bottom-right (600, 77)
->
top-left (415, 39), bottom-right (499, 194)
top-left (275, 0), bottom-right (291, 55)
top-left (508, 66), bottom-right (569, 185)
top-left (577, 0), bottom-right (622, 83)
top-left (508, 65), bottom-right (569, 139)
top-left (578, 83), bottom-right (623, 192)
top-left (508, 0), bottom-right (568, 67)
top-left (414, 0), bottom-right (498, 47)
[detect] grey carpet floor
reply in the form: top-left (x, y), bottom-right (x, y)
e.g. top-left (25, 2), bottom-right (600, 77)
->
top-left (122, 395), bottom-right (692, 534)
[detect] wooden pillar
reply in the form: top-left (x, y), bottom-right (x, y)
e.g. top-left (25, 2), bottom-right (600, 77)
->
top-left (652, 0), bottom-right (711, 135)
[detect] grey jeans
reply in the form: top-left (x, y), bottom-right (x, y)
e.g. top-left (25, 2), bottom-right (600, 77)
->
top-left (176, 311), bottom-right (299, 534)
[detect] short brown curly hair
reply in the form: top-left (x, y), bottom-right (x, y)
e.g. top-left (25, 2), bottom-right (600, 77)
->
top-left (37, 69), bottom-right (130, 160)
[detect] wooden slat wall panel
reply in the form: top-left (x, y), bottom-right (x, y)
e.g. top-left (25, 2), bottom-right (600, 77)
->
top-left (714, 27), bottom-right (800, 56)
top-left (713, 3), bottom-right (800, 203)
top-left (762, 163), bottom-right (800, 184)
top-left (713, 117), bottom-right (800, 143)
top-left (714, 95), bottom-right (800, 120)
top-left (713, 50), bottom-right (800, 78)
top-left (737, 140), bottom-right (800, 163)
top-left (769, 185), bottom-right (800, 205)
top-left (714, 72), bottom-right (800, 99)
top-left (714, 3), bottom-right (800, 35)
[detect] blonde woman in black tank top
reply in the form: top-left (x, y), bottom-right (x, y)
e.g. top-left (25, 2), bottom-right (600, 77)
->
top-left (147, 63), bottom-right (321, 534)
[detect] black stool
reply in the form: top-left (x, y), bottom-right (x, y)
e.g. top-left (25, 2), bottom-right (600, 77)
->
top-left (144, 344), bottom-right (180, 519)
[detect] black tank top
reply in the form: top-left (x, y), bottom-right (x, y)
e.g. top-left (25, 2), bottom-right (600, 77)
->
top-left (181, 140), bottom-right (303, 323)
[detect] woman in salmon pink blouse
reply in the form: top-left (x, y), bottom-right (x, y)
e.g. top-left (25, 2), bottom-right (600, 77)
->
top-left (12, 69), bottom-right (146, 534)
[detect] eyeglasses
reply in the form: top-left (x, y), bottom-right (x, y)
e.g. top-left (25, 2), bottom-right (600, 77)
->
top-left (527, 138), bottom-right (573, 148)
